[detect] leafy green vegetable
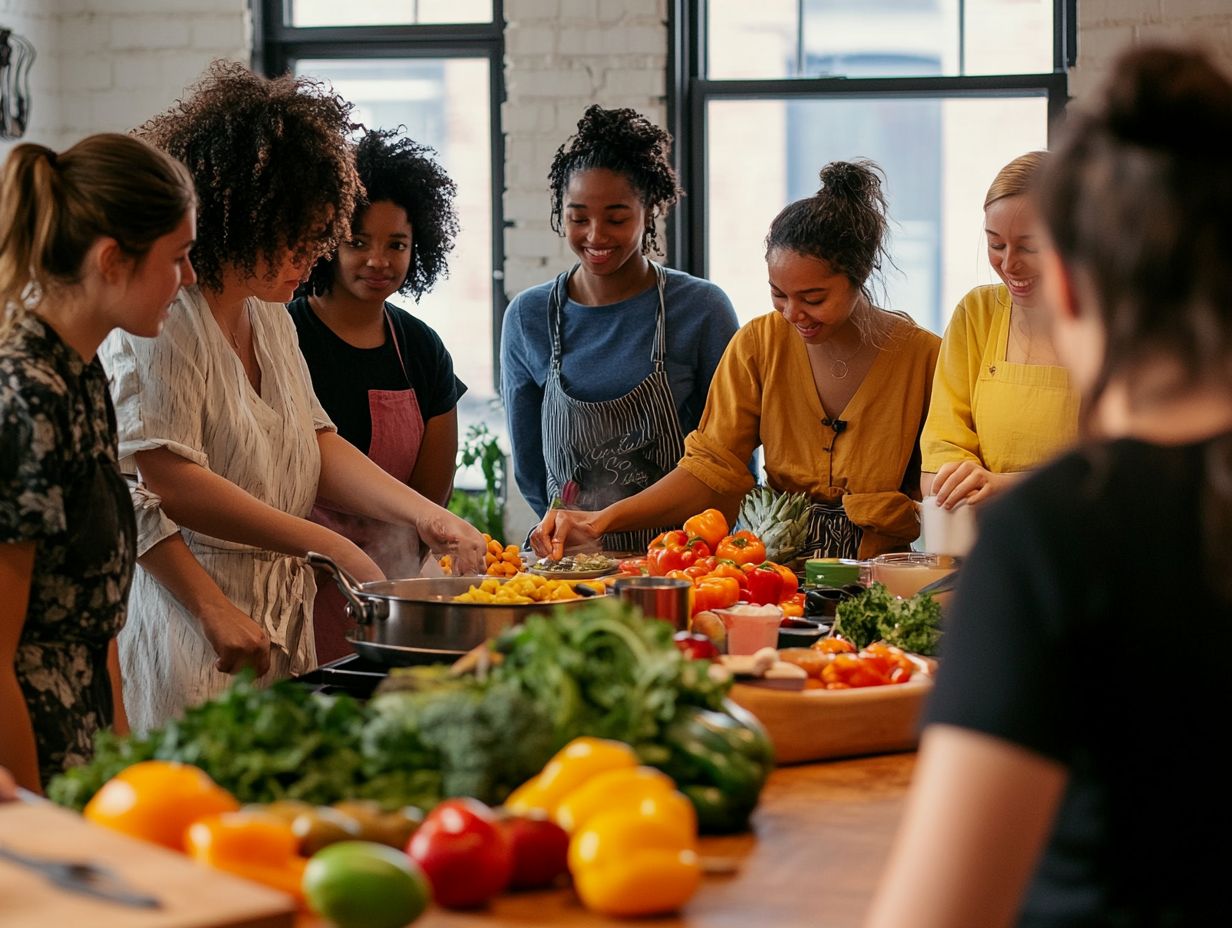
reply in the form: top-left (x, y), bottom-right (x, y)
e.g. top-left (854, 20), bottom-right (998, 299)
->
top-left (489, 597), bottom-right (729, 751)
top-left (832, 582), bottom-right (944, 655)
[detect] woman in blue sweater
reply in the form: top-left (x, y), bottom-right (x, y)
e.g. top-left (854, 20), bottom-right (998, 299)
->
top-left (500, 105), bottom-right (738, 552)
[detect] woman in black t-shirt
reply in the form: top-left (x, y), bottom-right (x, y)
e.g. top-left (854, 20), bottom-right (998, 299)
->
top-left (288, 129), bottom-right (465, 661)
top-left (0, 134), bottom-right (196, 791)
top-left (868, 46), bottom-right (1232, 927)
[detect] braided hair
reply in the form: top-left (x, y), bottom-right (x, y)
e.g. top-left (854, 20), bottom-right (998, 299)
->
top-left (548, 105), bottom-right (682, 255)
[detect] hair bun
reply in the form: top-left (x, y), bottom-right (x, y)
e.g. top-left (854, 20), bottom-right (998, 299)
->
top-left (1102, 46), bottom-right (1232, 156)
top-left (816, 160), bottom-right (882, 200)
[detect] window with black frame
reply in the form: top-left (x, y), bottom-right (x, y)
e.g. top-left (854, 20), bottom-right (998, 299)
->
top-left (672, 0), bottom-right (1073, 334)
top-left (257, 0), bottom-right (505, 440)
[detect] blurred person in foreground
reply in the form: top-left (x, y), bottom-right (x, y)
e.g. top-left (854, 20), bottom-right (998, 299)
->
top-left (867, 45), bottom-right (1232, 928)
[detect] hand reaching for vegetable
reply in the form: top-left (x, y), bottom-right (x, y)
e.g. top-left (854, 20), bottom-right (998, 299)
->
top-left (932, 461), bottom-right (1017, 508)
top-left (418, 507), bottom-right (487, 575)
top-left (531, 508), bottom-right (603, 562)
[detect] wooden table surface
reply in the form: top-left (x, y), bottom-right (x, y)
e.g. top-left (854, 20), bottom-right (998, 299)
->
top-left (304, 752), bottom-right (915, 928)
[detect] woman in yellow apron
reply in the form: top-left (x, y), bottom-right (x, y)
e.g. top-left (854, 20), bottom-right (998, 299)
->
top-left (920, 152), bottom-right (1081, 509)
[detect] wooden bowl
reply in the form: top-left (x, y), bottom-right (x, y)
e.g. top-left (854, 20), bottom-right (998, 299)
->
top-left (730, 668), bottom-right (932, 765)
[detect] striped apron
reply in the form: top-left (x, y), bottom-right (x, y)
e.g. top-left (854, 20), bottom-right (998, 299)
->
top-left (541, 263), bottom-right (684, 554)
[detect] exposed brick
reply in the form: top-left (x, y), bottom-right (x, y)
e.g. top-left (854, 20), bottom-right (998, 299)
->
top-left (108, 16), bottom-right (191, 51)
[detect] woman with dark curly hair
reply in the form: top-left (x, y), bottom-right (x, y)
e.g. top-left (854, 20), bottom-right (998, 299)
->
top-left (288, 129), bottom-right (467, 662)
top-left (536, 161), bottom-right (940, 562)
top-left (99, 63), bottom-right (484, 730)
top-left (501, 105), bottom-right (739, 552)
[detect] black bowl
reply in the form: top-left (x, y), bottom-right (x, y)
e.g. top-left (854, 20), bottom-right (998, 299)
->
top-left (776, 617), bottom-right (829, 650)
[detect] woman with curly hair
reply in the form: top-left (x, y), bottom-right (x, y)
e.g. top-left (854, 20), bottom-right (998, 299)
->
top-left (288, 129), bottom-right (467, 661)
top-left (99, 63), bottom-right (484, 730)
top-left (536, 161), bottom-right (940, 562)
top-left (501, 105), bottom-right (739, 552)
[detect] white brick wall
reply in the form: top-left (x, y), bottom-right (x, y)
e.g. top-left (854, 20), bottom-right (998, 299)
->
top-left (1072, 0), bottom-right (1232, 99)
top-left (501, 0), bottom-right (670, 298)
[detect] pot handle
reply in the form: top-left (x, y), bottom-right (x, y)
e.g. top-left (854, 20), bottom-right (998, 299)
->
top-left (306, 551), bottom-right (379, 625)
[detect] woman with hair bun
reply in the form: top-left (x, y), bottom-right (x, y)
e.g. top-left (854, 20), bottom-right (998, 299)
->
top-left (869, 45), bottom-right (1232, 927)
top-left (920, 151), bottom-right (1080, 509)
top-left (536, 160), bottom-right (940, 561)
top-left (501, 105), bottom-right (739, 552)
top-left (0, 133), bottom-right (196, 791)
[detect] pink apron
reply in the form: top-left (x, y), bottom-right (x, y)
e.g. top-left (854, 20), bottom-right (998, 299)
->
top-left (311, 309), bottom-right (425, 663)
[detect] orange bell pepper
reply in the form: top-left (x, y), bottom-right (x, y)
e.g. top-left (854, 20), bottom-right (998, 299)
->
top-left (779, 600), bottom-right (804, 617)
top-left (83, 760), bottom-right (239, 851)
top-left (185, 811), bottom-right (308, 905)
top-left (714, 531), bottom-right (766, 565)
top-left (682, 509), bottom-right (728, 551)
top-left (691, 576), bottom-right (740, 616)
top-left (647, 533), bottom-right (712, 575)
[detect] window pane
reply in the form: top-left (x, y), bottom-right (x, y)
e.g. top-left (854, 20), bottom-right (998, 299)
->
top-left (707, 0), bottom-right (1053, 79)
top-left (705, 94), bottom-right (1048, 334)
top-left (290, 0), bottom-right (492, 27)
top-left (293, 57), bottom-right (497, 449)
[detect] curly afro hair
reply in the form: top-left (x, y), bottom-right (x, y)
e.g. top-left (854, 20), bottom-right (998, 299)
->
top-left (136, 60), bottom-right (360, 293)
top-left (302, 128), bottom-right (459, 301)
top-left (548, 105), bottom-right (683, 255)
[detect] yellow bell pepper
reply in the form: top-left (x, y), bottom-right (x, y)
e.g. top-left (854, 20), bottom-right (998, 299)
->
top-left (553, 766), bottom-right (694, 837)
top-left (505, 737), bottom-right (638, 816)
top-left (568, 810), bottom-right (701, 917)
top-left (185, 811), bottom-right (308, 906)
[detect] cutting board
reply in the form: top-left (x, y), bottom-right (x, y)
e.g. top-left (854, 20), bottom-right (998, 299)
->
top-left (0, 800), bottom-right (295, 928)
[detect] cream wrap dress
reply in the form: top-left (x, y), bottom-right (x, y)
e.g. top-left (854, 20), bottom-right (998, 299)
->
top-left (101, 286), bottom-right (332, 732)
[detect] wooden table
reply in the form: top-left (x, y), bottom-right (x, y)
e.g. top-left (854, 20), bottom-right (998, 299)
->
top-left (327, 752), bottom-right (915, 928)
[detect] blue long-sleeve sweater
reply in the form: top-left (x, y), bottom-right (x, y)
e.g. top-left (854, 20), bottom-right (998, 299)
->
top-left (500, 267), bottom-right (739, 517)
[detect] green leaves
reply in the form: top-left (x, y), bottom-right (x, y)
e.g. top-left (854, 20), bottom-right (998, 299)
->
top-left (832, 583), bottom-right (944, 656)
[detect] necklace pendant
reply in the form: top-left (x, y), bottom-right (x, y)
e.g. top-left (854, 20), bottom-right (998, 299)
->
top-left (830, 359), bottom-right (849, 380)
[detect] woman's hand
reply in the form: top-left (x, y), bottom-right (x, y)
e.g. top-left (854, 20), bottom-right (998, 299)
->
top-left (932, 461), bottom-right (1015, 508)
top-left (532, 508), bottom-right (604, 561)
top-left (416, 508), bottom-right (487, 576)
top-left (199, 601), bottom-right (273, 676)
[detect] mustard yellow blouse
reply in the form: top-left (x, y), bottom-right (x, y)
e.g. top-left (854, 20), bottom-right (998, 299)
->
top-left (921, 285), bottom-right (1079, 475)
top-left (679, 311), bottom-right (941, 559)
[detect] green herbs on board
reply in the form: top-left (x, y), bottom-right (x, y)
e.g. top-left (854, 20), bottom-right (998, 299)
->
top-left (831, 582), bottom-right (943, 656)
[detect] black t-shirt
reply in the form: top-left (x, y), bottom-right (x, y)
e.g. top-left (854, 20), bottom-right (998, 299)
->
top-left (287, 298), bottom-right (466, 455)
top-left (925, 435), bottom-right (1232, 926)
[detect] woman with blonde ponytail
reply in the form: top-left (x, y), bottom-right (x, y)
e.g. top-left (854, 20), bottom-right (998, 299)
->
top-left (0, 134), bottom-right (196, 792)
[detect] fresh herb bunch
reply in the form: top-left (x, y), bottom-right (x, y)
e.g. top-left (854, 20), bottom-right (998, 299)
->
top-left (490, 597), bottom-right (729, 751)
top-left (832, 583), bottom-right (944, 655)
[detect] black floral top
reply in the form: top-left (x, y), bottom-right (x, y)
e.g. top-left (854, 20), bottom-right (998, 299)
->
top-left (0, 314), bottom-right (136, 787)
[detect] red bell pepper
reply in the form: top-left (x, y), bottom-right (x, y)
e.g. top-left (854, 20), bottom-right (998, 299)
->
top-left (714, 531), bottom-right (766, 566)
top-left (617, 556), bottom-right (649, 576)
top-left (744, 562), bottom-right (789, 605)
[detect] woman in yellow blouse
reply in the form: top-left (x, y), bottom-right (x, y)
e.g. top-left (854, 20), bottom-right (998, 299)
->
top-left (534, 161), bottom-right (941, 561)
top-left (920, 152), bottom-right (1080, 508)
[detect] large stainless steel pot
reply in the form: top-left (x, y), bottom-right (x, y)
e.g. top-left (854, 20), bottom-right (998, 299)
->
top-left (307, 552), bottom-right (604, 667)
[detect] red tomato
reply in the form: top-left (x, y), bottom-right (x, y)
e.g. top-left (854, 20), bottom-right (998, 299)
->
top-left (498, 815), bottom-right (570, 890)
top-left (407, 798), bottom-right (512, 908)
